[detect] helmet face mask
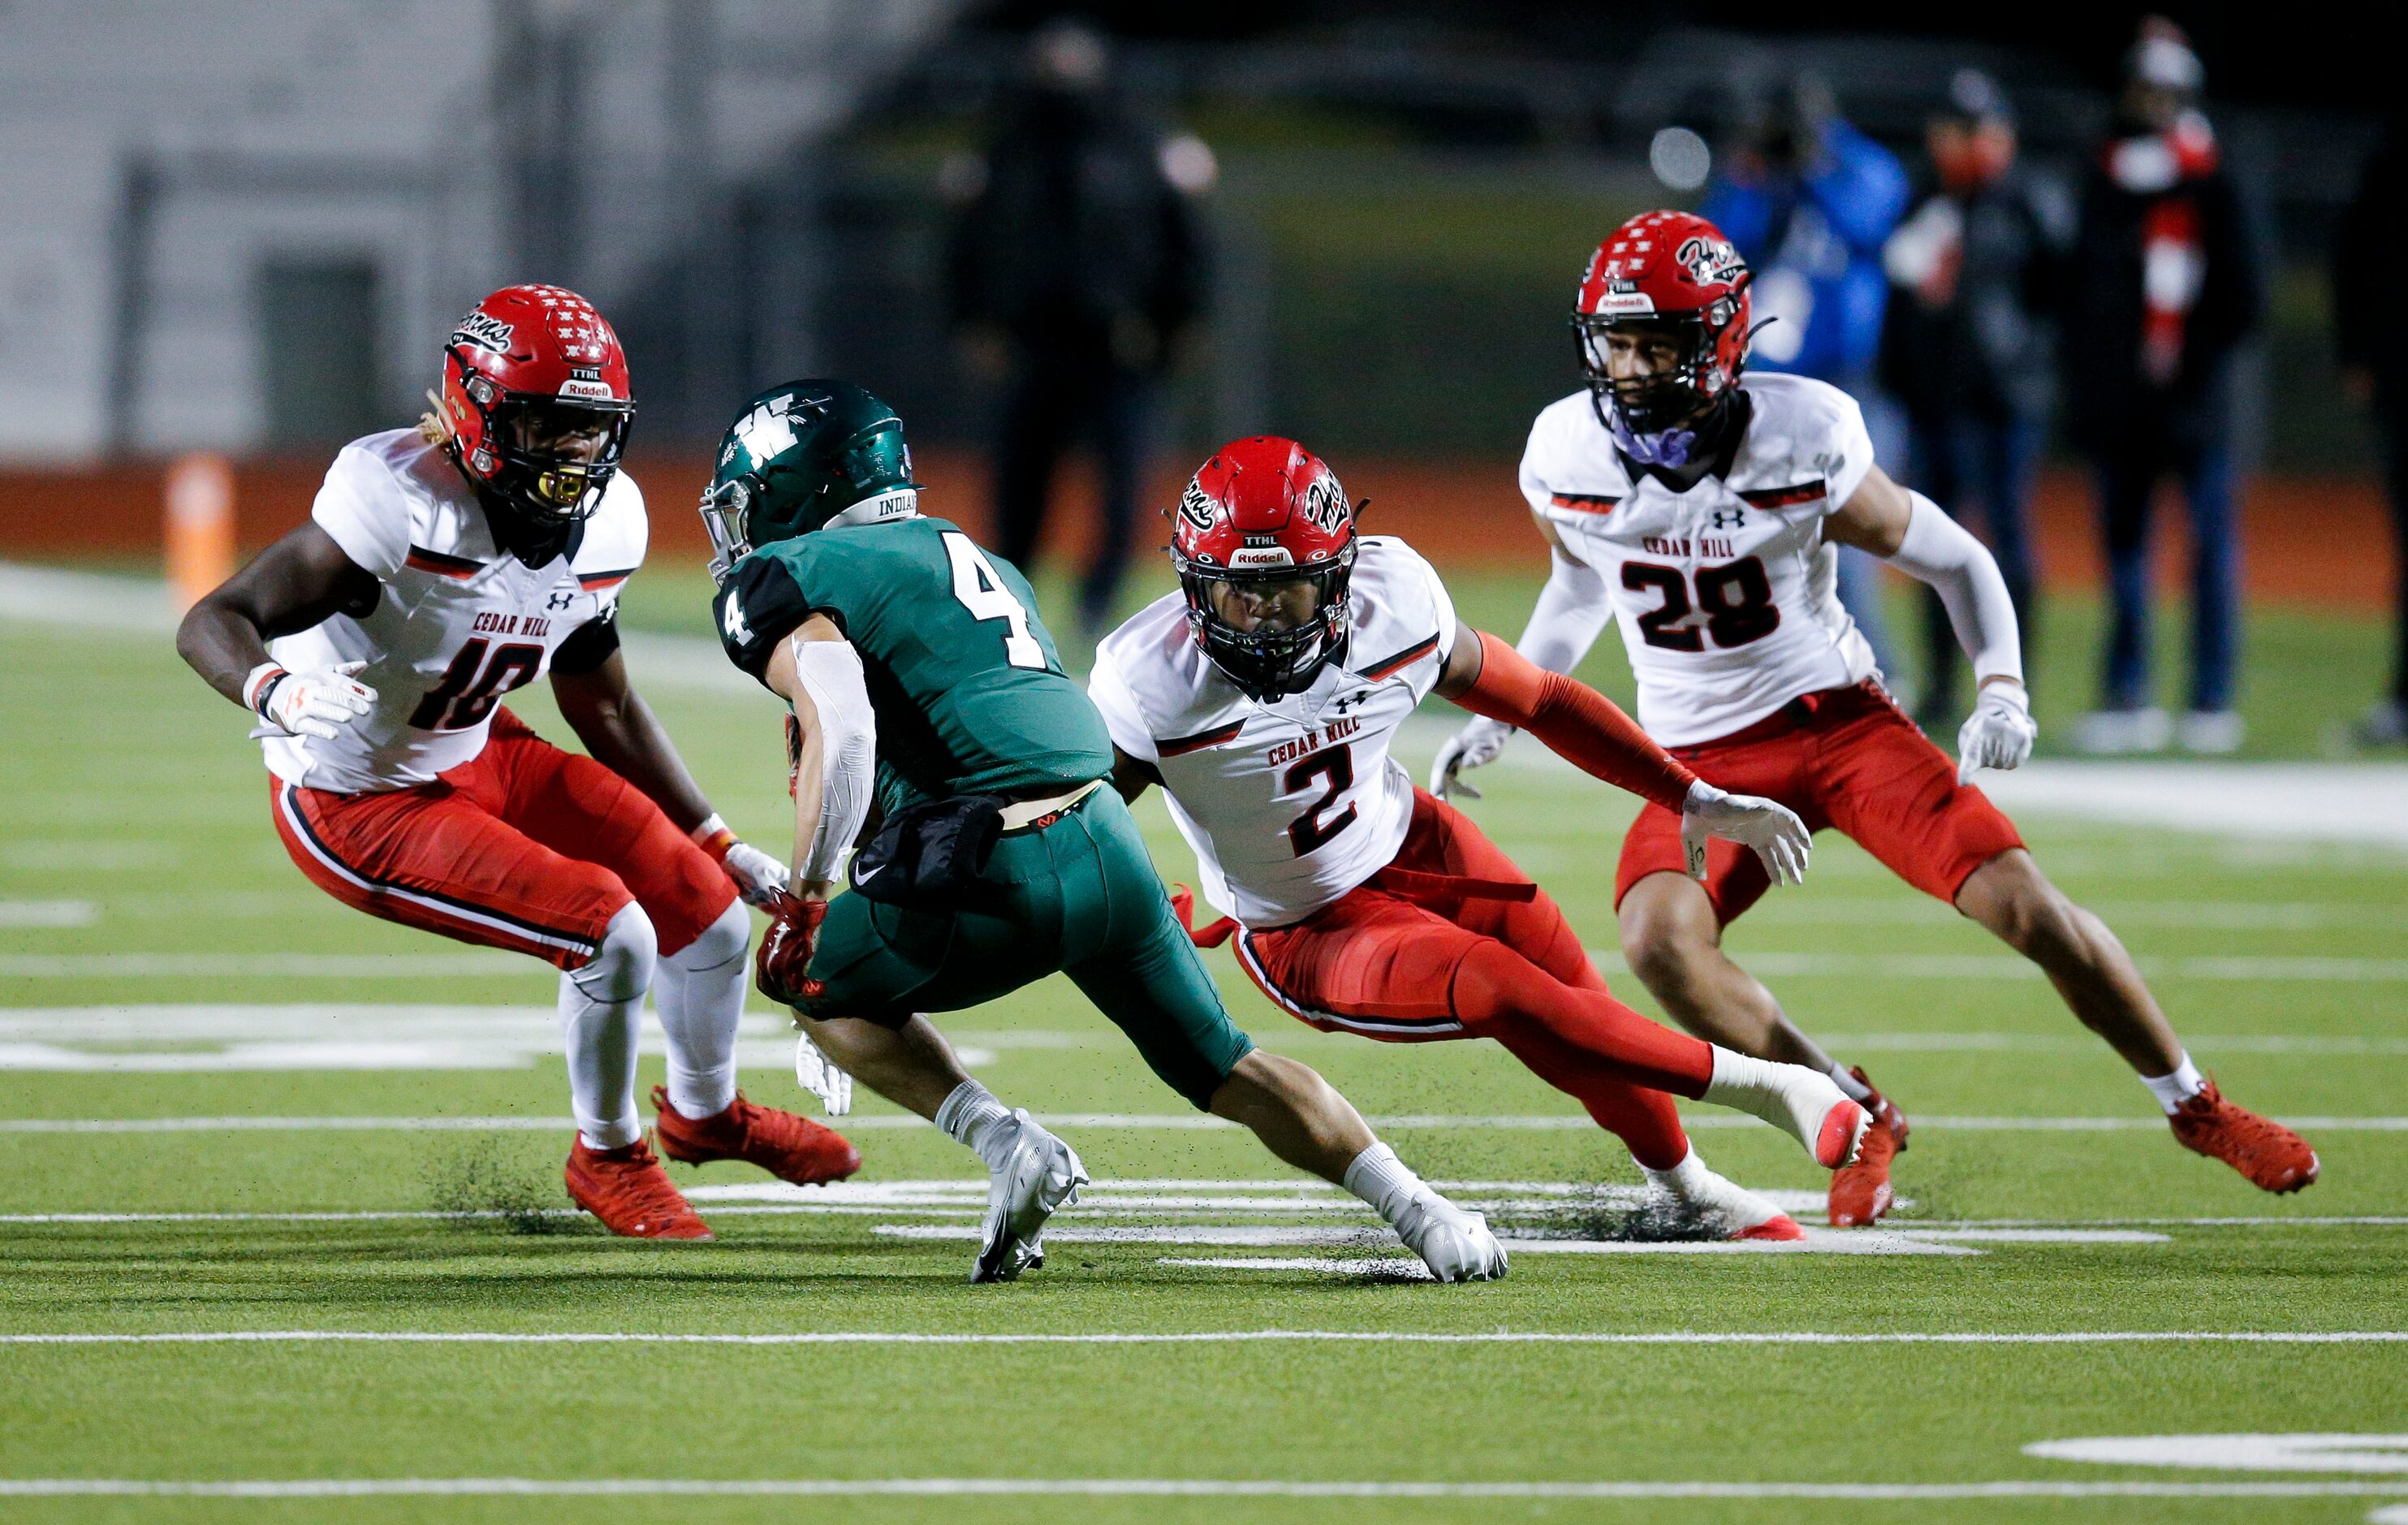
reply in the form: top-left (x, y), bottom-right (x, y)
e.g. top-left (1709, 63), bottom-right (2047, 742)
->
top-left (478, 385), bottom-right (631, 526)
top-left (1168, 437), bottom-right (1357, 702)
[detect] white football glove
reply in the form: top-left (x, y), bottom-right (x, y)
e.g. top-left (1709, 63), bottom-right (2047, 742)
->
top-left (793, 1030), bottom-right (853, 1117)
top-left (1681, 780), bottom-right (1810, 888)
top-left (1429, 715), bottom-right (1516, 801)
top-left (248, 660), bottom-right (375, 740)
top-left (719, 838), bottom-right (792, 908)
top-left (1956, 680), bottom-right (2037, 784)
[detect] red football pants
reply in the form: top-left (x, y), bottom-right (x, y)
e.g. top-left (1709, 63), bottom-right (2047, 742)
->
top-left (1236, 788), bottom-right (1709, 1169)
top-left (270, 709), bottom-right (737, 970)
top-left (1616, 680), bottom-right (2026, 923)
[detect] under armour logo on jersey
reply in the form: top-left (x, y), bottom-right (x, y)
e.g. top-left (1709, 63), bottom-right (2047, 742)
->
top-left (1710, 508), bottom-right (1746, 530)
top-left (546, 589), bottom-right (576, 611)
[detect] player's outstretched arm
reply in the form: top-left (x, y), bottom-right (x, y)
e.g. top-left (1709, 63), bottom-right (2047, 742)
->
top-left (175, 521), bottom-right (380, 738)
top-left (1828, 465), bottom-right (2035, 783)
top-left (751, 616), bottom-right (877, 1006)
top-left (1439, 628), bottom-right (1810, 886)
top-left (1429, 515), bottom-right (1614, 799)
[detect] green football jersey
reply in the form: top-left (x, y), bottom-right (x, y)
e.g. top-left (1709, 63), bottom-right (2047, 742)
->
top-left (714, 516), bottom-right (1112, 810)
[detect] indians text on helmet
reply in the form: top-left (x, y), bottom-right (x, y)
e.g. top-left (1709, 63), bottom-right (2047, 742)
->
top-left (451, 313), bottom-right (514, 352)
top-left (1178, 477), bottom-right (1219, 534)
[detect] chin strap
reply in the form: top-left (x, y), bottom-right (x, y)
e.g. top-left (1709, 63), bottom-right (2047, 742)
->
top-left (1450, 631), bottom-right (1698, 812)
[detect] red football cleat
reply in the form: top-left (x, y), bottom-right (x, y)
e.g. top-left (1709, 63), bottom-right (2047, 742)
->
top-left (652, 1087), bottom-right (862, 1187)
top-left (1737, 1212), bottom-right (1806, 1242)
top-left (1829, 1069), bottom-right (1910, 1228)
top-left (2168, 1078), bottom-right (2320, 1194)
top-left (564, 1136), bottom-right (713, 1239)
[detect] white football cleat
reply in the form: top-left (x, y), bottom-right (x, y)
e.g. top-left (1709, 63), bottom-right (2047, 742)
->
top-left (1642, 1151), bottom-right (1804, 1242)
top-left (971, 1108), bottom-right (1087, 1284)
top-left (1392, 1190), bottom-right (1508, 1283)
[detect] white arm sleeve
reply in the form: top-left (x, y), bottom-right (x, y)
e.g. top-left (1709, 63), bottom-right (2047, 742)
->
top-left (1887, 491), bottom-right (2023, 685)
top-left (791, 638), bottom-right (877, 883)
top-left (1516, 545), bottom-right (1616, 676)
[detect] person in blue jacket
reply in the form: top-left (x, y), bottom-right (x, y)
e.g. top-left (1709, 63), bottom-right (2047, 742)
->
top-left (1704, 75), bottom-right (1910, 675)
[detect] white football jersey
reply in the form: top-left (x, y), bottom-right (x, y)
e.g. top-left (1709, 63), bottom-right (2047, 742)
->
top-left (1090, 537), bottom-right (1457, 928)
top-left (261, 428), bottom-right (646, 793)
top-left (1519, 372), bottom-right (1879, 746)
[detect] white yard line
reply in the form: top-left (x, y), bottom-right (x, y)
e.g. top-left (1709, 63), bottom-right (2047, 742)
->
top-left (1625, 952), bottom-right (2408, 982)
top-left (3, 1329), bottom-right (2402, 1347)
top-left (11, 949), bottom-right (2408, 980)
top-left (872, 1224), bottom-right (1976, 1255)
top-left (2, 1478), bottom-right (2405, 1500)
top-left (0, 900), bottom-right (97, 927)
top-left (1754, 899), bottom-right (2402, 929)
top-left (6, 1113), bottom-right (2407, 1134)
top-left (0, 953), bottom-right (533, 978)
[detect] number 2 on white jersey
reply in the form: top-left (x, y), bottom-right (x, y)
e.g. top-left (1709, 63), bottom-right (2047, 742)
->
top-left (943, 531), bottom-right (1045, 670)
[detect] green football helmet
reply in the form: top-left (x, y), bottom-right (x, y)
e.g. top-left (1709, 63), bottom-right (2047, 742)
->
top-left (699, 380), bottom-right (921, 581)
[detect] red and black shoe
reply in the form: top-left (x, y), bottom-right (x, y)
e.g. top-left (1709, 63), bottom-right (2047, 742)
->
top-left (1828, 1067), bottom-right (1910, 1228)
top-left (2168, 1078), bottom-right (2320, 1194)
top-left (652, 1087), bottom-right (862, 1187)
top-left (564, 1136), bottom-right (713, 1240)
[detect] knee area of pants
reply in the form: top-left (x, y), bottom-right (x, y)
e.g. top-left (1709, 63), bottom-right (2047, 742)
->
top-left (574, 903), bottom-right (658, 1000)
top-left (667, 896), bottom-right (748, 970)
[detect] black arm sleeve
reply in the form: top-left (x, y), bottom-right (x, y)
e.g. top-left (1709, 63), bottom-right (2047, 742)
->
top-left (713, 555), bottom-right (818, 679)
top-left (550, 610), bottom-right (623, 676)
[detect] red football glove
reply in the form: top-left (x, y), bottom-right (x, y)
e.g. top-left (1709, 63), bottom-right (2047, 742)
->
top-left (755, 889), bottom-right (829, 1007)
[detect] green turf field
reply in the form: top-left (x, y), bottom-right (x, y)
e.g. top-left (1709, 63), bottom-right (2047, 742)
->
top-left (2, 567), bottom-right (2404, 1523)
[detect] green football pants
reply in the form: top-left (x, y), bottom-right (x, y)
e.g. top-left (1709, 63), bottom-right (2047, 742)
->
top-left (801, 788), bottom-right (1254, 1109)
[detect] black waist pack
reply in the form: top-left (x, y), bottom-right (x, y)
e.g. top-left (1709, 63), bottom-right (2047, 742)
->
top-left (847, 794), bottom-right (1008, 907)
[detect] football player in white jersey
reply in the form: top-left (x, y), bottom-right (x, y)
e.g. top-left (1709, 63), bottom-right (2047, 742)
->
top-left (177, 285), bottom-right (860, 1238)
top-left (1433, 212), bottom-right (2318, 1221)
top-left (1093, 435), bottom-right (1879, 1238)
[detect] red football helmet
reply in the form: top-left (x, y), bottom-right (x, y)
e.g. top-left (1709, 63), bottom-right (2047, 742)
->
top-left (434, 284), bottom-right (634, 535)
top-left (1573, 210), bottom-right (1753, 457)
top-left (1168, 436), bottom-right (1357, 700)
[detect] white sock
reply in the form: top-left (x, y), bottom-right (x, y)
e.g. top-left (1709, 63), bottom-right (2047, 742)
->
top-left (1639, 1147), bottom-right (1712, 1200)
top-left (557, 903), bottom-right (656, 1151)
top-left (2140, 1052), bottom-right (2207, 1114)
top-left (935, 1079), bottom-right (1016, 1171)
top-left (1702, 1046), bottom-right (1845, 1156)
top-left (654, 899), bottom-right (748, 1120)
top-left (1828, 1062), bottom-right (1875, 1104)
top-left (1341, 1142), bottom-right (1425, 1225)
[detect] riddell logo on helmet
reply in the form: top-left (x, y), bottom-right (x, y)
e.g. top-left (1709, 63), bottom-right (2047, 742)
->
top-left (1228, 546), bottom-right (1295, 568)
top-left (452, 313), bottom-right (515, 352)
top-left (559, 378), bottom-right (615, 400)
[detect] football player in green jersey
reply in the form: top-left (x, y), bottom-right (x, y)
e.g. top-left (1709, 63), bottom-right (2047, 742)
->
top-left (704, 381), bottom-right (1506, 1284)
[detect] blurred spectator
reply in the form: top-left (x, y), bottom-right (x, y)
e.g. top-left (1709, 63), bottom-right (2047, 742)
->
top-left (944, 19), bottom-right (1211, 638)
top-left (1880, 69), bottom-right (2070, 728)
top-left (1705, 74), bottom-right (1911, 677)
top-left (2335, 112), bottom-right (2408, 748)
top-left (2064, 19), bottom-right (2262, 754)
